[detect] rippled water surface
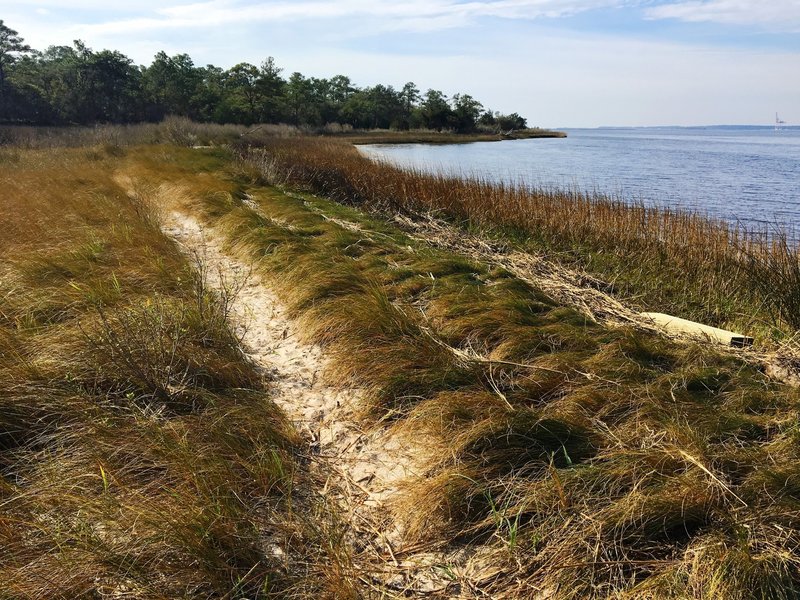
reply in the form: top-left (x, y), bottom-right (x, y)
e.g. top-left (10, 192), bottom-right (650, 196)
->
top-left (359, 127), bottom-right (800, 231)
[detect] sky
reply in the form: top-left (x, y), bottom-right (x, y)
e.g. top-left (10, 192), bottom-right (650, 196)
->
top-left (3, 0), bottom-right (800, 127)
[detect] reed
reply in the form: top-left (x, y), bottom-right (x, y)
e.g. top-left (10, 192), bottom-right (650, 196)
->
top-left (0, 116), bottom-right (301, 149)
top-left (0, 146), bottom-right (313, 598)
top-left (5, 129), bottom-right (800, 598)
top-left (177, 151), bottom-right (800, 598)
top-left (239, 136), bottom-right (800, 335)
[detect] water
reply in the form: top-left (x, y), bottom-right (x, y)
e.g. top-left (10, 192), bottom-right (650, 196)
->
top-left (359, 127), bottom-right (800, 232)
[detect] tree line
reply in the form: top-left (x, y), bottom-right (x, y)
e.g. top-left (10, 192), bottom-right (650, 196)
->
top-left (0, 21), bottom-right (528, 132)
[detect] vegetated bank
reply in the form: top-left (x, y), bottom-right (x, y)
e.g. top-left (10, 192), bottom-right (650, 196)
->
top-left (238, 135), bottom-right (800, 340)
top-left (0, 138), bottom-right (368, 598)
top-left (196, 138), bottom-right (800, 597)
top-left (2, 123), bottom-right (800, 599)
top-left (324, 127), bottom-right (567, 145)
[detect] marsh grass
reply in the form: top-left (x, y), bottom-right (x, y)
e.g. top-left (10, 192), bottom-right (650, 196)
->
top-left (0, 116), bottom-right (301, 150)
top-left (239, 137), bottom-right (800, 337)
top-left (0, 147), bottom-right (313, 598)
top-left (5, 131), bottom-right (800, 598)
top-left (161, 148), bottom-right (800, 597)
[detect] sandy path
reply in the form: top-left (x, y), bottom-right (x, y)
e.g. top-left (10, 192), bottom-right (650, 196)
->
top-left (159, 209), bottom-right (468, 595)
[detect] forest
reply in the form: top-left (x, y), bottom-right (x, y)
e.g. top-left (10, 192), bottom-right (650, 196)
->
top-left (0, 20), bottom-right (528, 132)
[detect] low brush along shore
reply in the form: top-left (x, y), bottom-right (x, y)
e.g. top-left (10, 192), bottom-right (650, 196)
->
top-left (1, 122), bottom-right (799, 599)
top-left (325, 127), bottom-right (567, 145)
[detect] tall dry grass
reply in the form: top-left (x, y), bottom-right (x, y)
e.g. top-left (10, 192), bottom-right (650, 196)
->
top-left (5, 130), bottom-right (799, 598)
top-left (238, 137), bottom-right (800, 335)
top-left (180, 160), bottom-right (800, 598)
top-left (0, 146), bottom-right (315, 598)
top-left (0, 116), bottom-right (302, 150)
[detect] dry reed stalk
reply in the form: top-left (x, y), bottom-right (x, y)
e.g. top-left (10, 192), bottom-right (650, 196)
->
top-left (238, 136), bottom-right (800, 335)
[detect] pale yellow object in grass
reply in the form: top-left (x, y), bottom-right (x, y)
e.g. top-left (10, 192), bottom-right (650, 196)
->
top-left (641, 312), bottom-right (754, 348)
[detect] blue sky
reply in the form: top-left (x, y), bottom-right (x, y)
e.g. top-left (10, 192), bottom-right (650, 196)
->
top-left (4, 0), bottom-right (800, 126)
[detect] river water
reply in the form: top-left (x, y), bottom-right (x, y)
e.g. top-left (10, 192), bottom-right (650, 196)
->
top-left (359, 127), bottom-right (800, 233)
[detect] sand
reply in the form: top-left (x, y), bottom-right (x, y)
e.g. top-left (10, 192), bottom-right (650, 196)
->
top-left (160, 209), bottom-right (473, 595)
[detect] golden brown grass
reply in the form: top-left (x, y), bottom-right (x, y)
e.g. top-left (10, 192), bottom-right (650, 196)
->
top-left (0, 146), bottom-right (317, 598)
top-left (162, 150), bottom-right (800, 598)
top-left (238, 136), bottom-right (800, 337)
top-left (5, 127), bottom-right (800, 598)
top-left (0, 116), bottom-right (301, 150)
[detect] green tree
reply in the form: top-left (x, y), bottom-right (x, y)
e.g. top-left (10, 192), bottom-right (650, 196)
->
top-left (308, 77), bottom-right (335, 124)
top-left (256, 57), bottom-right (286, 123)
top-left (0, 21), bottom-right (30, 90)
top-left (0, 22), bottom-right (530, 130)
top-left (364, 84), bottom-right (402, 128)
top-left (0, 20), bottom-right (31, 117)
top-left (339, 91), bottom-right (371, 128)
top-left (478, 109), bottom-right (496, 129)
top-left (223, 62), bottom-right (262, 123)
top-left (396, 81), bottom-right (420, 129)
top-left (143, 52), bottom-right (202, 120)
top-left (328, 75), bottom-right (355, 106)
top-left (420, 89), bottom-right (452, 131)
top-left (323, 75), bottom-right (355, 124)
top-left (497, 112), bottom-right (527, 131)
top-left (10, 41), bottom-right (140, 124)
top-left (35, 45), bottom-right (85, 122)
top-left (340, 85), bottom-right (403, 129)
top-left (450, 93), bottom-right (483, 133)
top-left (81, 48), bottom-right (141, 122)
top-left (192, 65), bottom-right (225, 122)
top-left (11, 45), bottom-right (78, 123)
top-left (286, 72), bottom-right (320, 126)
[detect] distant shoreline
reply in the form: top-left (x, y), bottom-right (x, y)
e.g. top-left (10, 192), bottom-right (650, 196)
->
top-left (571, 124), bottom-right (799, 131)
top-left (324, 128), bottom-right (567, 145)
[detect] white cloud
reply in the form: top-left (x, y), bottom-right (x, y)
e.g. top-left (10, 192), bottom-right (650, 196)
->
top-left (155, 0), bottom-right (627, 22)
top-left (281, 29), bottom-right (800, 127)
top-left (68, 0), bottom-right (626, 35)
top-left (5, 0), bottom-right (177, 9)
top-left (7, 0), bottom-right (799, 126)
top-left (646, 0), bottom-right (800, 30)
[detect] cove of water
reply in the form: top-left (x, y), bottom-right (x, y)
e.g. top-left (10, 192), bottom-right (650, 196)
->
top-left (359, 126), bottom-right (800, 233)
